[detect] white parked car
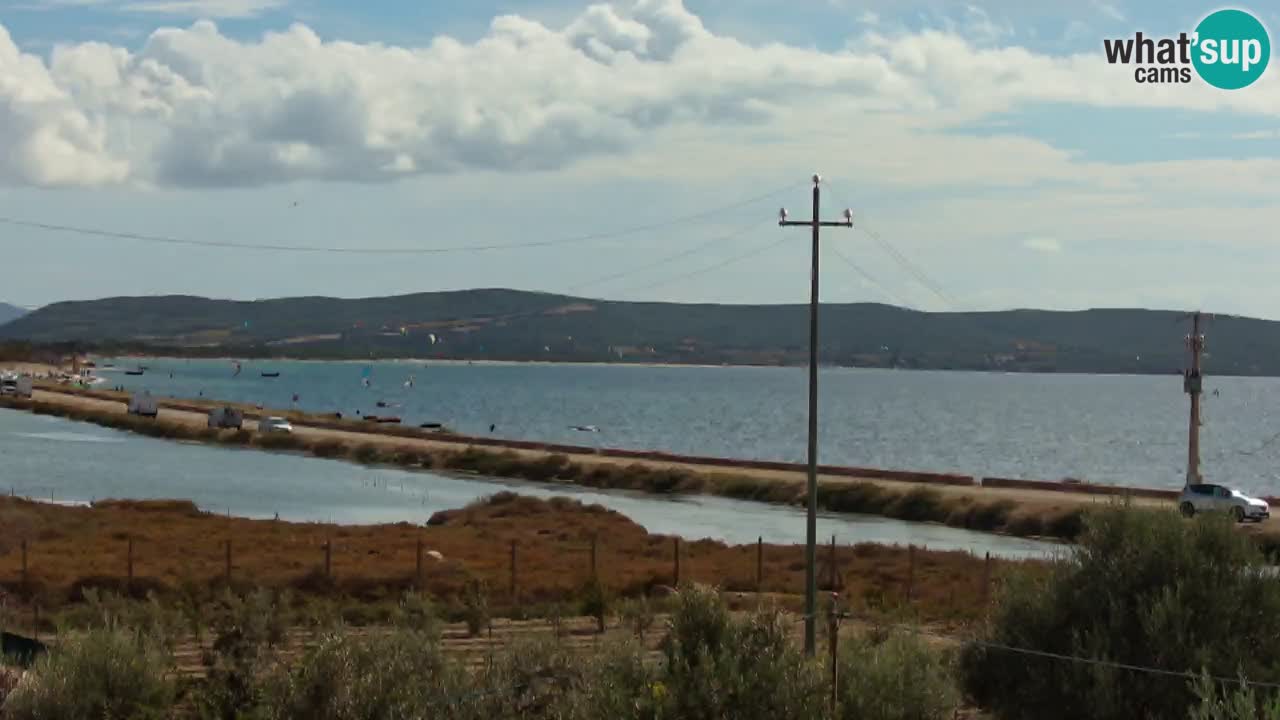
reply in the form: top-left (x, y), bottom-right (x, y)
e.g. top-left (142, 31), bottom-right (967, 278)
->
top-left (1178, 483), bottom-right (1270, 523)
top-left (259, 416), bottom-right (293, 434)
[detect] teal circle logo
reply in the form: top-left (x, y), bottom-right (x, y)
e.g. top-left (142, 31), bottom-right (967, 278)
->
top-left (1192, 9), bottom-right (1270, 89)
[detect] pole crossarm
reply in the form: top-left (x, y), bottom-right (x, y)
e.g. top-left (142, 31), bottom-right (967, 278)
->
top-left (776, 173), bottom-right (853, 658)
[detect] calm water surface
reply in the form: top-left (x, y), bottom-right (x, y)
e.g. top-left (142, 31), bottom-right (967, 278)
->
top-left (0, 409), bottom-right (1054, 559)
top-left (96, 358), bottom-right (1280, 495)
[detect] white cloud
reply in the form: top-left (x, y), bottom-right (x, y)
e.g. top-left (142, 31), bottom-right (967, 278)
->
top-left (118, 0), bottom-right (285, 19)
top-left (1091, 1), bottom-right (1125, 22)
top-left (1, 0), bottom-right (1280, 190)
top-left (1232, 129), bottom-right (1280, 139)
top-left (858, 11), bottom-right (879, 26)
top-left (1023, 237), bottom-right (1062, 253)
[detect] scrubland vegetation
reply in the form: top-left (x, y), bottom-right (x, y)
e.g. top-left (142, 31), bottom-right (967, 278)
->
top-left (2, 500), bottom-right (1280, 718)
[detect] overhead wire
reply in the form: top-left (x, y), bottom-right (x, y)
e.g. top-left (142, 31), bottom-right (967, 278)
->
top-left (857, 616), bottom-right (1280, 691)
top-left (613, 229), bottom-right (786, 295)
top-left (0, 179), bottom-right (805, 256)
top-left (827, 243), bottom-right (911, 308)
top-left (822, 180), bottom-right (960, 310)
top-left (567, 216), bottom-right (766, 293)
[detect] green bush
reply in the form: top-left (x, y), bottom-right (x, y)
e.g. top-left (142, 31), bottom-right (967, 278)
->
top-left (1189, 673), bottom-right (1280, 720)
top-left (2, 627), bottom-right (176, 720)
top-left (193, 589), bottom-right (291, 719)
top-left (467, 638), bottom-right (589, 719)
top-left (260, 628), bottom-right (464, 719)
top-left (836, 630), bottom-right (960, 720)
top-left (960, 504), bottom-right (1280, 720)
top-left (659, 584), bottom-right (826, 720)
top-left (619, 595), bottom-right (655, 639)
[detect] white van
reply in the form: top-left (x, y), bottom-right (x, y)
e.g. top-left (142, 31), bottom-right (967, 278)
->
top-left (15, 376), bottom-right (31, 398)
top-left (127, 391), bottom-right (158, 418)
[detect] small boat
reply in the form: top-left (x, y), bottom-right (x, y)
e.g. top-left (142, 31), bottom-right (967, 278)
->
top-left (125, 369), bottom-right (144, 376)
top-left (419, 422), bottom-right (443, 430)
top-left (138, 365), bottom-right (150, 371)
top-left (570, 425), bottom-right (600, 433)
top-left (261, 372), bottom-right (280, 378)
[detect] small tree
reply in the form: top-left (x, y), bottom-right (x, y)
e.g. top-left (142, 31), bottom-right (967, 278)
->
top-left (961, 504), bottom-right (1280, 720)
top-left (660, 584), bottom-right (826, 720)
top-left (3, 627), bottom-right (176, 719)
top-left (837, 630), bottom-right (960, 720)
top-left (1189, 673), bottom-right (1280, 720)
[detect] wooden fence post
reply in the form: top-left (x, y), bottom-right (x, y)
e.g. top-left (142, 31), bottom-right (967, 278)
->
top-left (828, 535), bottom-right (837, 590)
top-left (673, 537), bottom-right (681, 587)
top-left (906, 545), bottom-right (916, 604)
top-left (747, 535), bottom-right (757, 591)
top-left (981, 552), bottom-right (992, 607)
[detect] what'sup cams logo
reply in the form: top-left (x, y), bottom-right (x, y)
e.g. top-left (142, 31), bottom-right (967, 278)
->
top-left (1104, 8), bottom-right (1270, 89)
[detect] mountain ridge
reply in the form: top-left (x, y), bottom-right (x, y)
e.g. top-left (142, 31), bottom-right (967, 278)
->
top-left (0, 302), bottom-right (28, 327)
top-left (0, 289), bottom-right (1265, 375)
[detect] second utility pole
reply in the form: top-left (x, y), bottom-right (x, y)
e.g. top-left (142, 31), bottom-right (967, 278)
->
top-left (780, 174), bottom-right (853, 657)
top-left (1184, 311), bottom-right (1205, 486)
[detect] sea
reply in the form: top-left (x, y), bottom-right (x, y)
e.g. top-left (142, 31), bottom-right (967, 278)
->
top-left (91, 358), bottom-right (1280, 495)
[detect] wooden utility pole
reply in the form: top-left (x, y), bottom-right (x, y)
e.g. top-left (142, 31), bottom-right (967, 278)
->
top-left (779, 174), bottom-right (854, 657)
top-left (1184, 311), bottom-right (1206, 486)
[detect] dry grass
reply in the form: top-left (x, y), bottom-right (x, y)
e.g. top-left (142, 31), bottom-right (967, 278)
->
top-left (0, 493), bottom-right (1023, 630)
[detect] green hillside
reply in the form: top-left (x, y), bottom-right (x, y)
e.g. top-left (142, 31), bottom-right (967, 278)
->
top-left (0, 289), bottom-right (1267, 374)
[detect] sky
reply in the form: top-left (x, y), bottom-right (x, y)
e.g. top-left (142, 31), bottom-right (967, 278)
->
top-left (1, 0), bottom-right (1279, 317)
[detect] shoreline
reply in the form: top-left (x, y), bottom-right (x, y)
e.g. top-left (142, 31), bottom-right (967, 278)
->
top-left (73, 354), bottom-right (1204, 377)
top-left (0, 386), bottom-right (1155, 544)
top-left (9, 383), bottom-right (1280, 552)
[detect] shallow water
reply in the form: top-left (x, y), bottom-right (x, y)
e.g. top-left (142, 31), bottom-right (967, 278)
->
top-left (0, 408), bottom-right (1056, 559)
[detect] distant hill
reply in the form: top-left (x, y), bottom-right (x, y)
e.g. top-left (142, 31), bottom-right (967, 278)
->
top-left (0, 302), bottom-right (27, 326)
top-left (0, 289), bottom-right (1269, 375)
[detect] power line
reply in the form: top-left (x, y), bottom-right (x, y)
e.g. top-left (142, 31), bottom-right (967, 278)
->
top-left (860, 225), bottom-right (960, 309)
top-left (567, 217), bottom-right (764, 293)
top-left (827, 244), bottom-right (911, 308)
top-left (869, 619), bottom-right (1280, 691)
top-left (822, 181), bottom-right (959, 310)
top-left (0, 180), bottom-right (804, 256)
top-left (613, 231), bottom-right (785, 295)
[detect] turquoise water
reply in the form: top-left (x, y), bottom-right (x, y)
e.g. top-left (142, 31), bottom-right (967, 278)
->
top-left (95, 357), bottom-right (1280, 495)
top-left (0, 408), bottom-right (1054, 558)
